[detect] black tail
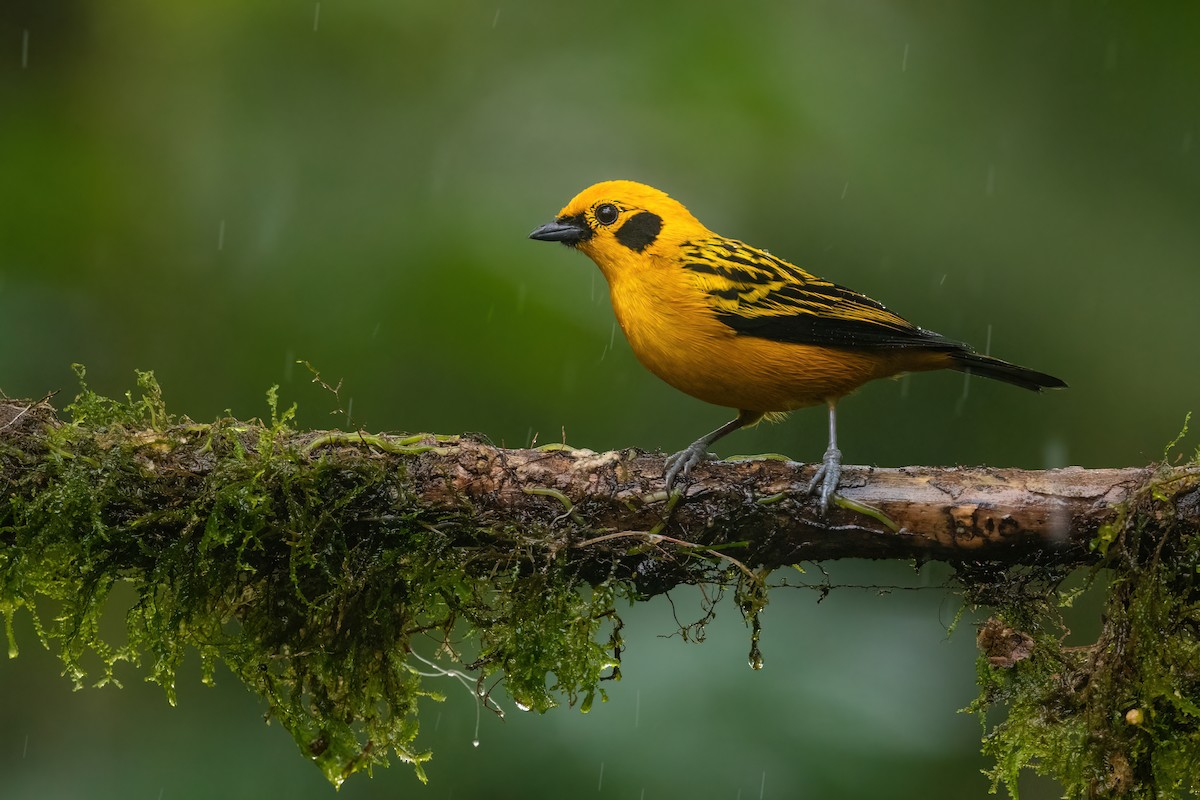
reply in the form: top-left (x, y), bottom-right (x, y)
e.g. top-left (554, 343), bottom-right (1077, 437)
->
top-left (950, 351), bottom-right (1067, 392)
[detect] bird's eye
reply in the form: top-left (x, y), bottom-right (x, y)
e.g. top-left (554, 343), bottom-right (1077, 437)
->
top-left (594, 204), bottom-right (619, 225)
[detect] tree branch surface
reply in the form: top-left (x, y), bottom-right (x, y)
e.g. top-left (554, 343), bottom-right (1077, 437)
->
top-left (1, 398), bottom-right (1184, 570)
top-left (4, 390), bottom-right (1200, 796)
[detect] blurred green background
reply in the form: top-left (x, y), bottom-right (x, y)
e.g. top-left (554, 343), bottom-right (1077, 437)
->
top-left (2, 1), bottom-right (1198, 798)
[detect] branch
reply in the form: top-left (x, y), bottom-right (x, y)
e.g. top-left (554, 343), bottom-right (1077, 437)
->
top-left (418, 446), bottom-right (1153, 567)
top-left (3, 386), bottom-right (1198, 794)
top-left (2, 398), bottom-right (1179, 570)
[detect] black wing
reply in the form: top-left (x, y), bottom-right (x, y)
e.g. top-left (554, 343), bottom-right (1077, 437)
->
top-left (680, 237), bottom-right (963, 351)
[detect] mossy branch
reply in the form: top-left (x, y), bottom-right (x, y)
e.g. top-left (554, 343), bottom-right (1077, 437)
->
top-left (4, 396), bottom-right (1184, 576)
top-left (2, 380), bottom-right (1199, 797)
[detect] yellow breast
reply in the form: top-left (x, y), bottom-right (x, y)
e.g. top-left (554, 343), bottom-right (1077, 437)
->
top-left (603, 255), bottom-right (935, 413)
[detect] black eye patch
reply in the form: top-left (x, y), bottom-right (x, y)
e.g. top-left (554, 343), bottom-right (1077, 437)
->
top-left (614, 211), bottom-right (663, 252)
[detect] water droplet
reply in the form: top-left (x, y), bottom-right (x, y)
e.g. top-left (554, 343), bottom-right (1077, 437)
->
top-left (744, 595), bottom-right (766, 670)
top-left (472, 738), bottom-right (480, 748)
top-left (514, 700), bottom-right (531, 712)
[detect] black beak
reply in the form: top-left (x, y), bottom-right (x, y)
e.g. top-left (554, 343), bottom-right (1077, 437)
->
top-left (529, 217), bottom-right (589, 245)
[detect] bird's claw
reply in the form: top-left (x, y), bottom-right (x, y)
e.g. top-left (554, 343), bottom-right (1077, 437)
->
top-left (663, 442), bottom-right (712, 493)
top-left (806, 446), bottom-right (842, 513)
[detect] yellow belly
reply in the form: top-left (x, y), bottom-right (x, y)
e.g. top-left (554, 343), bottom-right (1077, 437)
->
top-left (608, 277), bottom-right (950, 413)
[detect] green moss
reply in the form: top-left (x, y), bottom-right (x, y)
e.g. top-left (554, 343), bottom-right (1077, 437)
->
top-left (968, 427), bottom-right (1200, 798)
top-left (0, 369), bottom-right (633, 786)
top-left (14, 370), bottom-right (1198, 797)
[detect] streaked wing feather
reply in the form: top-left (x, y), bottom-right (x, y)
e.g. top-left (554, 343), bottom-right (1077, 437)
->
top-left (680, 237), bottom-right (963, 351)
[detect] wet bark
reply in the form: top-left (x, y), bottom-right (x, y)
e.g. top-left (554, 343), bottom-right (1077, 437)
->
top-left (2, 398), bottom-right (1193, 571)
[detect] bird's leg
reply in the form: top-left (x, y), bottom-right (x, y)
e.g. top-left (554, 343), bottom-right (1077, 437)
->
top-left (806, 401), bottom-right (842, 513)
top-left (664, 410), bottom-right (762, 493)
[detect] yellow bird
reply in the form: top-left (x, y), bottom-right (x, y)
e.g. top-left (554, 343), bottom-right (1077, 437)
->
top-left (529, 180), bottom-right (1066, 510)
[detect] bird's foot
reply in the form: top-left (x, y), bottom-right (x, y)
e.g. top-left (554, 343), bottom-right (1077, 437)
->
top-left (663, 440), bottom-right (714, 494)
top-left (806, 446), bottom-right (842, 513)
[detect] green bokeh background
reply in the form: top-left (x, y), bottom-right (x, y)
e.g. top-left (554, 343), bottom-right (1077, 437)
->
top-left (2, 2), bottom-right (1198, 798)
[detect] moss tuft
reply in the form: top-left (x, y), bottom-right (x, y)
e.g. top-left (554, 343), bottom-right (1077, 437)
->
top-left (0, 371), bottom-right (634, 785)
top-left (967, 424), bottom-right (1200, 799)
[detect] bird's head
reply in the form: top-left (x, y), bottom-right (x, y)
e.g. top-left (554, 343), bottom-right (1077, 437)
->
top-left (529, 180), bottom-right (707, 275)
